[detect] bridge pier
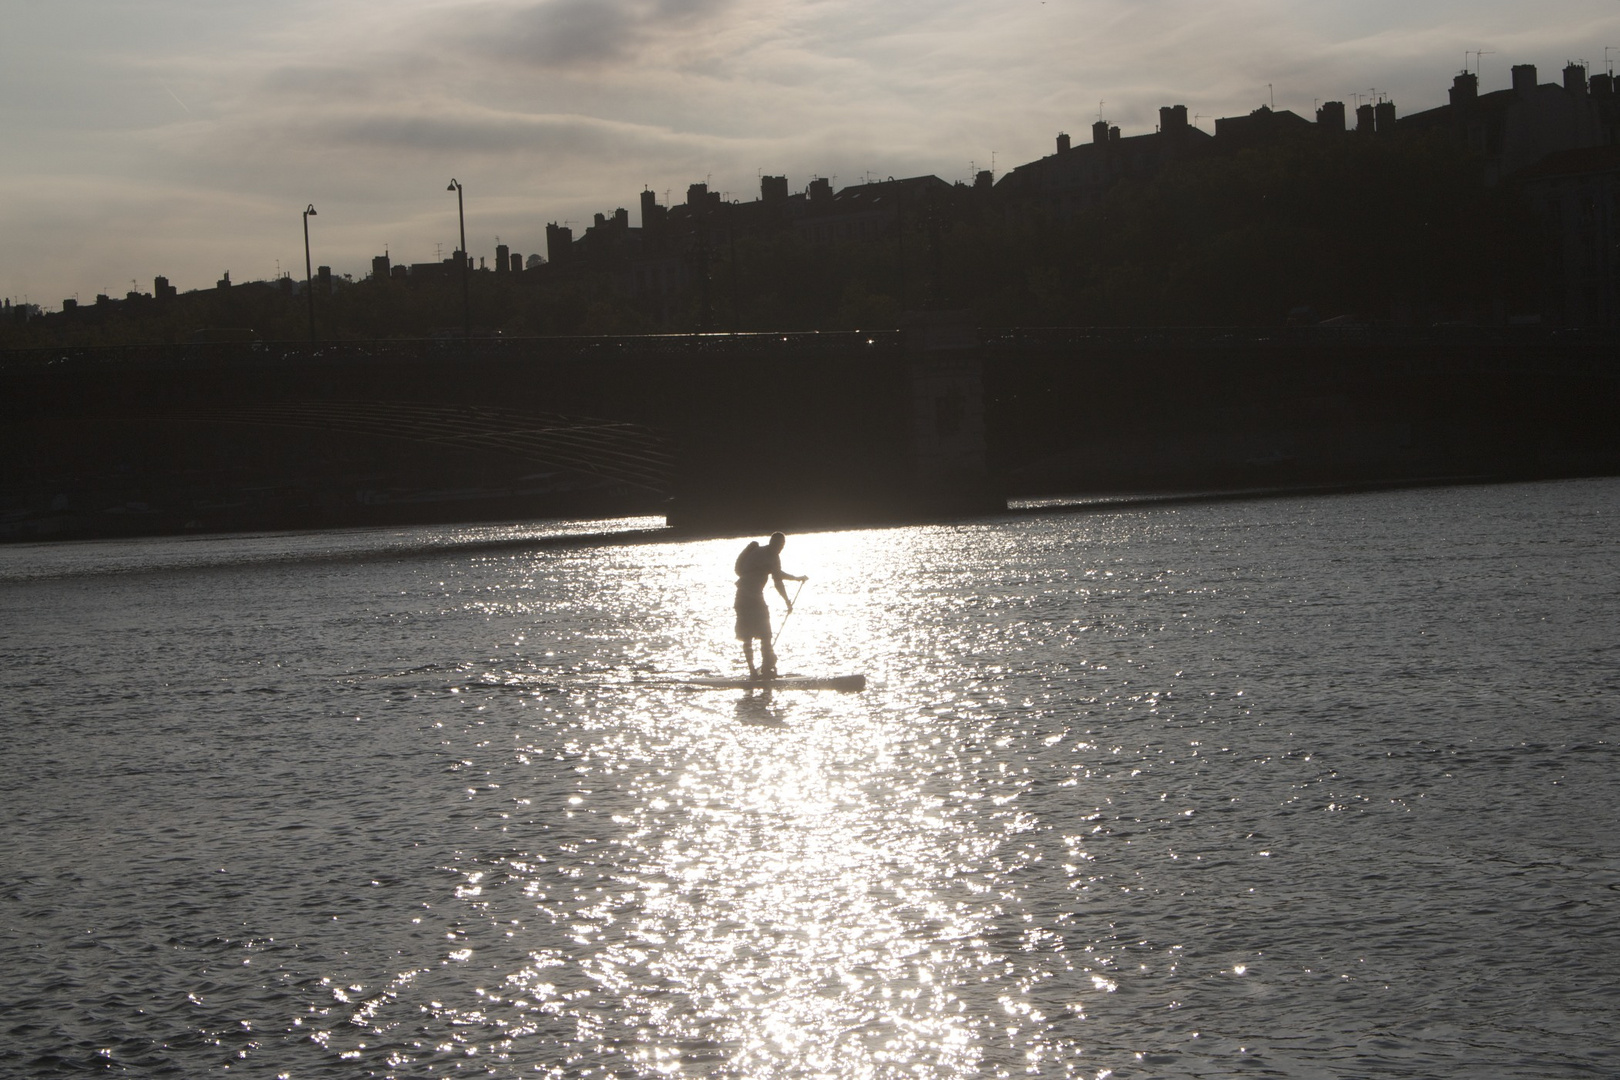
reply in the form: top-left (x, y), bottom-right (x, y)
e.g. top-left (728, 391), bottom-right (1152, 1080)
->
top-left (902, 312), bottom-right (1005, 519)
top-left (663, 315), bottom-right (1004, 534)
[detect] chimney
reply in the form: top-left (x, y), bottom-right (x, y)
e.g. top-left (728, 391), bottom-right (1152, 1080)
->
top-left (808, 177), bottom-right (832, 201)
top-left (1374, 100), bottom-right (1396, 134)
top-left (1092, 119), bottom-right (1109, 144)
top-left (372, 253), bottom-right (392, 279)
top-left (1158, 105), bottom-right (1188, 132)
top-left (974, 169), bottom-right (993, 191)
top-left (614, 207), bottom-right (629, 229)
top-left (686, 182), bottom-right (709, 206)
top-left (1512, 64), bottom-right (1537, 93)
top-left (1592, 72), bottom-right (1615, 98)
top-left (495, 244), bottom-right (509, 273)
top-left (1056, 132), bottom-right (1071, 153)
top-left (1317, 100), bottom-right (1346, 133)
top-left (510, 253), bottom-right (522, 272)
top-left (761, 174), bottom-right (789, 202)
top-left (1564, 62), bottom-right (1588, 95)
top-left (1109, 125), bottom-right (1121, 142)
top-left (593, 212), bottom-right (606, 229)
top-left (1450, 71), bottom-right (1478, 106)
top-left (546, 222), bottom-right (573, 264)
top-left (1356, 102), bottom-right (1376, 133)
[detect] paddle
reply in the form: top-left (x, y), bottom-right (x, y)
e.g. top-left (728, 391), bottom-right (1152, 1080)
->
top-left (773, 578), bottom-right (806, 648)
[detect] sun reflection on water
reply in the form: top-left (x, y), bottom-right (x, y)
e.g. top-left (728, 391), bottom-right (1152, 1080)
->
top-left (412, 526), bottom-right (1075, 1077)
top-left (583, 726), bottom-right (988, 1077)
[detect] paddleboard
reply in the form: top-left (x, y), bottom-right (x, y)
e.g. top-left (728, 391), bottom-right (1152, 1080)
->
top-left (676, 674), bottom-right (866, 692)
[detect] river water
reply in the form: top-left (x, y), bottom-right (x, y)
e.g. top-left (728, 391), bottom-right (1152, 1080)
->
top-left (2, 480), bottom-right (1617, 1079)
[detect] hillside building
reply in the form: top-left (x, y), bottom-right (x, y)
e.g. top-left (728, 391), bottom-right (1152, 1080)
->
top-left (1400, 63), bottom-right (1618, 183)
top-left (994, 106), bottom-right (1213, 222)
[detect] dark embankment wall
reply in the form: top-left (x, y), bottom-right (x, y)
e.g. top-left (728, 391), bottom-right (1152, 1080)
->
top-left (983, 328), bottom-right (1620, 494)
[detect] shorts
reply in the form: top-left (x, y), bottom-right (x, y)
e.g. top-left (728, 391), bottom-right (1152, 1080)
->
top-left (734, 599), bottom-right (771, 641)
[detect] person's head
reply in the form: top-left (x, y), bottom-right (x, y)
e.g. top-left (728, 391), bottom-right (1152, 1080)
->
top-left (767, 531), bottom-right (786, 551)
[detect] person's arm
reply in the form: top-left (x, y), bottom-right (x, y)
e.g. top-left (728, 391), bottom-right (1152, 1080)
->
top-left (772, 569), bottom-right (807, 605)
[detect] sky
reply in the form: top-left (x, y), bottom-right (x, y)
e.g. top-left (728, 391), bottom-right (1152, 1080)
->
top-left (4, 0), bottom-right (1620, 309)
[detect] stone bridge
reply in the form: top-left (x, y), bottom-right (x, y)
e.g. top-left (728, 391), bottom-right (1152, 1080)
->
top-left (1, 327), bottom-right (998, 538)
top-left (4, 324), bottom-right (1616, 540)
top-left (152, 401), bottom-right (674, 494)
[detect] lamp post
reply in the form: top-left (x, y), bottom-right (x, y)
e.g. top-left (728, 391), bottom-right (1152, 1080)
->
top-left (447, 179), bottom-right (470, 338)
top-left (302, 204), bottom-right (317, 342)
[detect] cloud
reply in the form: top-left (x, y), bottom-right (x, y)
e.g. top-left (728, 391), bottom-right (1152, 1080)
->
top-left (260, 65), bottom-right (388, 101)
top-left (463, 0), bottom-right (737, 70)
top-left (487, 0), bottom-right (637, 67)
top-left (304, 105), bottom-right (749, 163)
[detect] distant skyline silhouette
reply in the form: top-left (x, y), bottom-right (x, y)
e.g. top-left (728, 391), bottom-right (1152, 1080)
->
top-left (3, 0), bottom-right (1618, 307)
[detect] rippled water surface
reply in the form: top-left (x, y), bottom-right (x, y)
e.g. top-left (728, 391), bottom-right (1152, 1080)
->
top-left (2, 480), bottom-right (1618, 1079)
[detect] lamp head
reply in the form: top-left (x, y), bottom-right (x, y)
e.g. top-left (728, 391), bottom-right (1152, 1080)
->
top-left (447, 180), bottom-right (459, 191)
top-left (305, 204), bottom-right (317, 216)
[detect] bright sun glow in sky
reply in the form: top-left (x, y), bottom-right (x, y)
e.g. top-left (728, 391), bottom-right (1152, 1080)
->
top-left (3, 0), bottom-right (1619, 308)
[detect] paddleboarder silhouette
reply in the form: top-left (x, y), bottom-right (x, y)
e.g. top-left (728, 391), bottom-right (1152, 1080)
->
top-left (733, 532), bottom-right (806, 680)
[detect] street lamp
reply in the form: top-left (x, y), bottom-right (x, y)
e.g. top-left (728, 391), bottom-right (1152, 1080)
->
top-left (302, 204), bottom-right (318, 342)
top-left (448, 179), bottom-right (470, 339)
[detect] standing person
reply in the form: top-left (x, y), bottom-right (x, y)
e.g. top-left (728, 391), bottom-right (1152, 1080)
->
top-left (733, 532), bottom-right (806, 679)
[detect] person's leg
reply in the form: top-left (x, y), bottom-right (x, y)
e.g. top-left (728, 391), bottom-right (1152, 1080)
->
top-left (742, 638), bottom-right (757, 677)
top-left (760, 636), bottom-right (777, 677)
